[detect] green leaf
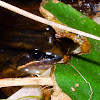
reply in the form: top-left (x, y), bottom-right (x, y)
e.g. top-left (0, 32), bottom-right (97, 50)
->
top-left (55, 38), bottom-right (100, 100)
top-left (55, 36), bottom-right (100, 100)
top-left (42, 0), bottom-right (100, 36)
top-left (42, 0), bottom-right (100, 100)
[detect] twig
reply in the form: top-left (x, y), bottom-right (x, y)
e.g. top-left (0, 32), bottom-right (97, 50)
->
top-left (0, 0), bottom-right (100, 41)
top-left (0, 77), bottom-right (55, 88)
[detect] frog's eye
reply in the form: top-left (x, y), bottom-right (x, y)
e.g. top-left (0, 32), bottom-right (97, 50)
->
top-left (31, 49), bottom-right (44, 61)
top-left (17, 49), bottom-right (44, 66)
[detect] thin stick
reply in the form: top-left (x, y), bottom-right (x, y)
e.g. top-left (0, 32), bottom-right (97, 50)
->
top-left (0, 1), bottom-right (100, 41)
top-left (0, 77), bottom-right (55, 88)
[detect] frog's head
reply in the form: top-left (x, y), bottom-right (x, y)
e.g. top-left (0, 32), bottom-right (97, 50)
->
top-left (15, 27), bottom-right (76, 75)
top-left (17, 49), bottom-right (62, 75)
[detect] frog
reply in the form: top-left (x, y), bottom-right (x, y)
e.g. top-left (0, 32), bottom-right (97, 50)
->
top-left (0, 0), bottom-right (78, 76)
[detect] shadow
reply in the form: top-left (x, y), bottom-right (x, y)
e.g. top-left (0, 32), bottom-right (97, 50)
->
top-left (72, 55), bottom-right (100, 66)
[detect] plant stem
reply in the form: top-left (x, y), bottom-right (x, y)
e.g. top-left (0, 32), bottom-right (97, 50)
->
top-left (0, 77), bottom-right (55, 87)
